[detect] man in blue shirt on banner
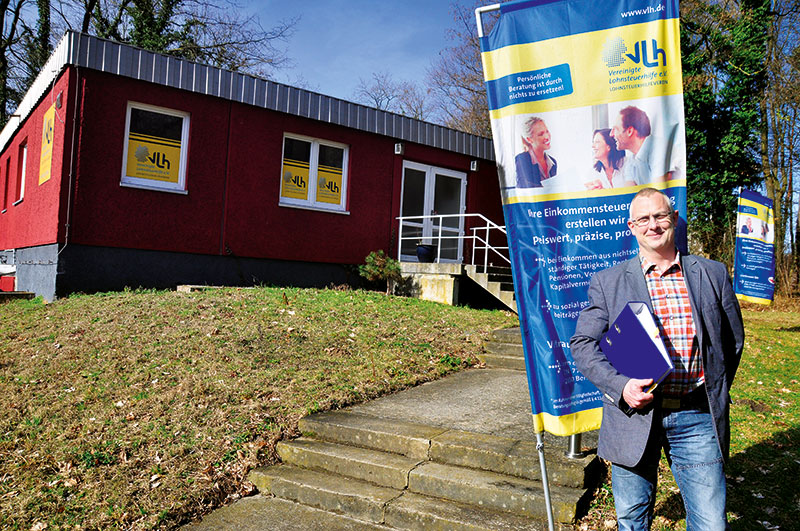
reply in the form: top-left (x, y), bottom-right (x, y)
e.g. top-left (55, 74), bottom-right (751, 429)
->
top-left (571, 188), bottom-right (744, 530)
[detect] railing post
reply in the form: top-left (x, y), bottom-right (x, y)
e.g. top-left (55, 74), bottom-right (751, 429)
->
top-left (397, 218), bottom-right (403, 261)
top-left (484, 225), bottom-right (490, 271)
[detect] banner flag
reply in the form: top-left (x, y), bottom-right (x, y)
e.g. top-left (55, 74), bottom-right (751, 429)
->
top-left (733, 189), bottom-right (775, 305)
top-left (478, 0), bottom-right (687, 435)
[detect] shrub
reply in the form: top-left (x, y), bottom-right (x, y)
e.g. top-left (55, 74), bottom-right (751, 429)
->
top-left (359, 250), bottom-right (402, 294)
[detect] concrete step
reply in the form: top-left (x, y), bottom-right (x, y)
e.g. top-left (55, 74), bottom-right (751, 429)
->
top-left (385, 491), bottom-right (557, 530)
top-left (490, 327), bottom-right (522, 344)
top-left (299, 411), bottom-right (447, 460)
top-left (477, 352), bottom-right (526, 371)
top-left (464, 265), bottom-right (513, 276)
top-left (484, 340), bottom-right (524, 357)
top-left (249, 464), bottom-right (401, 524)
top-left (0, 291), bottom-right (35, 302)
top-left (184, 494), bottom-right (387, 530)
top-left (409, 461), bottom-right (588, 523)
top-left (481, 329), bottom-right (524, 369)
top-left (463, 268), bottom-right (517, 313)
top-left (276, 438), bottom-right (423, 490)
top-left (249, 466), bottom-right (560, 530)
top-left (297, 412), bottom-right (407, 457)
top-left (429, 429), bottom-right (597, 489)
top-left (299, 411), bottom-right (596, 487)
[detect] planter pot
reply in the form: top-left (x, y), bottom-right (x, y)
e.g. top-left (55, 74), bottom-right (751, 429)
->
top-left (416, 244), bottom-right (437, 263)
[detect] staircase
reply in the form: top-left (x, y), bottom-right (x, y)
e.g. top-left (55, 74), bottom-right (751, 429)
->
top-left (464, 265), bottom-right (517, 313)
top-left (249, 410), bottom-right (596, 529)
top-left (478, 326), bottom-right (526, 371)
top-left (242, 328), bottom-right (600, 530)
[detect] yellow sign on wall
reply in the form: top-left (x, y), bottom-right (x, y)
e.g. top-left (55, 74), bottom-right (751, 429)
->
top-left (126, 132), bottom-right (182, 183)
top-left (316, 164), bottom-right (342, 204)
top-left (281, 158), bottom-right (310, 200)
top-left (39, 104), bottom-right (55, 185)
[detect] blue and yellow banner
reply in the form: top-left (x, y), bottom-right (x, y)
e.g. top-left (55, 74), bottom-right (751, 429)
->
top-left (479, 0), bottom-right (687, 435)
top-left (734, 189), bottom-right (775, 305)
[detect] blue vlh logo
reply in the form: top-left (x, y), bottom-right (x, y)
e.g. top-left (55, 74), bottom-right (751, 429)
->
top-left (626, 40), bottom-right (666, 68)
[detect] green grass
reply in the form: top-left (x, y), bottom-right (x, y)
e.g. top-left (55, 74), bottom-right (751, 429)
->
top-left (0, 287), bottom-right (514, 529)
top-left (577, 299), bottom-right (800, 530)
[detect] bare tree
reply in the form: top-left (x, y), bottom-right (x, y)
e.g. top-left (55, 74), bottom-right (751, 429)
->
top-left (395, 81), bottom-right (433, 121)
top-left (761, 0), bottom-right (800, 291)
top-left (50, 0), bottom-right (297, 76)
top-left (353, 72), bottom-right (399, 111)
top-left (0, 0), bottom-right (27, 128)
top-left (17, 0), bottom-right (51, 89)
top-left (353, 72), bottom-right (435, 121)
top-left (0, 0), bottom-right (298, 123)
top-left (426, 1), bottom-right (498, 137)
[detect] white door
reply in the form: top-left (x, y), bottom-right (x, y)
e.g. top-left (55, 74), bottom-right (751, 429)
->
top-left (399, 161), bottom-right (467, 262)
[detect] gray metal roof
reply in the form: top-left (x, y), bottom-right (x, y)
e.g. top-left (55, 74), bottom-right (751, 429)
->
top-left (1, 31), bottom-right (495, 161)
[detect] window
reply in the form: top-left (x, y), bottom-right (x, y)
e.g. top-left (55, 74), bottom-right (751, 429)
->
top-left (1, 159), bottom-right (7, 212)
top-left (280, 134), bottom-right (348, 212)
top-left (121, 102), bottom-right (190, 193)
top-left (14, 142), bottom-right (27, 204)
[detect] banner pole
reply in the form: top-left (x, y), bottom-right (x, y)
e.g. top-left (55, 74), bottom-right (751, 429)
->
top-left (475, 4), bottom-right (501, 38)
top-left (536, 431), bottom-right (556, 531)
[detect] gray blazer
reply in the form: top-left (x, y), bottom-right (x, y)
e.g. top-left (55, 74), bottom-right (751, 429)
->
top-left (570, 254), bottom-right (744, 467)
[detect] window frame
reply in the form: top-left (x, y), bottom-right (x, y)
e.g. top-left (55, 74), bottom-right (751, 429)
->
top-left (1, 158), bottom-right (8, 212)
top-left (120, 102), bottom-right (191, 194)
top-left (13, 142), bottom-right (27, 205)
top-left (279, 133), bottom-right (349, 214)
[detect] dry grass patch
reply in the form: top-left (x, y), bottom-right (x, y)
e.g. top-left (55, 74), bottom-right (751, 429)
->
top-left (0, 287), bottom-right (514, 529)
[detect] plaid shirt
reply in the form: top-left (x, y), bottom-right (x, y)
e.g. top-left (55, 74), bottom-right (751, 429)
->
top-left (641, 253), bottom-right (704, 396)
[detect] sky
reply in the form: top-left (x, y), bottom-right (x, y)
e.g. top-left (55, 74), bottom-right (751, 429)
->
top-left (256, 1), bottom-right (479, 102)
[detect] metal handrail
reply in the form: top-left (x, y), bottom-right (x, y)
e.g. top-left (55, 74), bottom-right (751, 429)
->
top-left (397, 213), bottom-right (509, 270)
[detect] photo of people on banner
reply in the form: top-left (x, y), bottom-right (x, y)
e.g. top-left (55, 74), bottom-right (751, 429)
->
top-left (734, 189), bottom-right (775, 304)
top-left (502, 96), bottom-right (685, 197)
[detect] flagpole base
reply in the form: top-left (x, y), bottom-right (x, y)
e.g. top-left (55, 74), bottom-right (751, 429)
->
top-left (564, 433), bottom-right (588, 459)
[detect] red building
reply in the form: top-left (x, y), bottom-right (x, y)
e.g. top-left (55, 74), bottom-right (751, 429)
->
top-left (0, 32), bottom-right (502, 301)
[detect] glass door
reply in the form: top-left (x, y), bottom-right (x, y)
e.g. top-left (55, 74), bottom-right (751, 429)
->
top-left (399, 161), bottom-right (466, 263)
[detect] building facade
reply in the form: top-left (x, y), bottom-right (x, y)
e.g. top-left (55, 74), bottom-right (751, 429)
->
top-left (0, 32), bottom-right (502, 301)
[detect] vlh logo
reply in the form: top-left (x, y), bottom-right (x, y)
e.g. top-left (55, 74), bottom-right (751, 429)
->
top-left (319, 177), bottom-right (339, 194)
top-left (135, 146), bottom-right (171, 169)
top-left (602, 37), bottom-right (667, 68)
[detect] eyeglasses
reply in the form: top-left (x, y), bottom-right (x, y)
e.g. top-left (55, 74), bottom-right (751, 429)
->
top-left (630, 211), bottom-right (672, 227)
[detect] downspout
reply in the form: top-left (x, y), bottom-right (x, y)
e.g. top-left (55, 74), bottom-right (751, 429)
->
top-left (58, 66), bottom-right (82, 260)
top-left (219, 100), bottom-right (233, 256)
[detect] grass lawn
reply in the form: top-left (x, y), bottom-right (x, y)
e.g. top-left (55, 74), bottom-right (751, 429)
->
top-left (2, 288), bottom-right (797, 530)
top-left (577, 298), bottom-right (800, 531)
top-left (0, 287), bottom-right (514, 529)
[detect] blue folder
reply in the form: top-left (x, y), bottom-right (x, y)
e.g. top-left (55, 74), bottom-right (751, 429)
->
top-left (600, 301), bottom-right (673, 393)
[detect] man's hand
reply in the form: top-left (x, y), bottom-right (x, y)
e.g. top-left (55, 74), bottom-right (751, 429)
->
top-left (623, 378), bottom-right (655, 410)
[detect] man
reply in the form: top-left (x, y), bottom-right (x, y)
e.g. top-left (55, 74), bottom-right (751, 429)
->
top-left (515, 116), bottom-right (557, 188)
top-left (611, 106), bottom-right (652, 186)
top-left (570, 188), bottom-right (744, 530)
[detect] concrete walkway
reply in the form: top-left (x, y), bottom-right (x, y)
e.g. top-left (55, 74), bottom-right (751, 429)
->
top-left (185, 368), bottom-right (598, 530)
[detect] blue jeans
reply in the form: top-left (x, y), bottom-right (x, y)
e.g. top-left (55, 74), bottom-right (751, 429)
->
top-left (611, 408), bottom-right (728, 531)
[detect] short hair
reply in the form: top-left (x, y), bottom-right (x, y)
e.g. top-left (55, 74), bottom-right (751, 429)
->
top-left (629, 187), bottom-right (674, 220)
top-left (523, 116), bottom-right (544, 137)
top-left (619, 106), bottom-right (651, 138)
